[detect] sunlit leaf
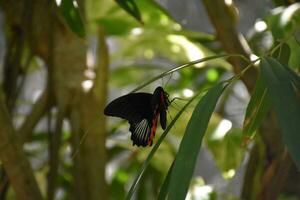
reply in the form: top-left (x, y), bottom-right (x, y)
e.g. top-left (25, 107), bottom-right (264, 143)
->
top-left (132, 55), bottom-right (231, 92)
top-left (115, 0), bottom-right (143, 23)
top-left (266, 4), bottom-right (300, 69)
top-left (56, 0), bottom-right (85, 37)
top-left (110, 65), bottom-right (164, 86)
top-left (167, 83), bottom-right (225, 200)
top-left (97, 17), bottom-right (136, 35)
top-left (261, 57), bottom-right (300, 170)
top-left (243, 71), bottom-right (271, 140)
top-left (287, 36), bottom-right (300, 69)
top-left (134, 0), bottom-right (176, 28)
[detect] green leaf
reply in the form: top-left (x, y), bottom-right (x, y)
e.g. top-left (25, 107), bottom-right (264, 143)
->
top-left (131, 54), bottom-right (230, 92)
top-left (157, 161), bottom-right (174, 200)
top-left (272, 42), bottom-right (291, 66)
top-left (110, 65), bottom-right (164, 86)
top-left (283, 64), bottom-right (300, 90)
top-left (261, 57), bottom-right (300, 170)
top-left (97, 17), bottom-right (135, 35)
top-left (243, 71), bottom-right (272, 140)
top-left (125, 91), bottom-right (199, 200)
top-left (206, 128), bottom-right (246, 177)
top-left (265, 4), bottom-right (300, 69)
top-left (287, 36), bottom-right (300, 69)
top-left (57, 0), bottom-right (86, 37)
top-left (266, 3), bottom-right (300, 39)
top-left (167, 83), bottom-right (225, 200)
top-left (115, 0), bottom-right (143, 23)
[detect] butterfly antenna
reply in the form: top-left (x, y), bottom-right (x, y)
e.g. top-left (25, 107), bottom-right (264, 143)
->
top-left (164, 72), bottom-right (173, 88)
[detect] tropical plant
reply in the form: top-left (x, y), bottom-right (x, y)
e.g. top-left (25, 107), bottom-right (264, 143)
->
top-left (0, 0), bottom-right (299, 200)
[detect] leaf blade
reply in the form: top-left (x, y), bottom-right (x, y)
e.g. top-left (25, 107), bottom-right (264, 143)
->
top-left (57, 0), bottom-right (86, 37)
top-left (243, 72), bottom-right (272, 140)
top-left (115, 0), bottom-right (143, 23)
top-left (125, 90), bottom-right (199, 200)
top-left (261, 57), bottom-right (300, 169)
top-left (168, 83), bottom-right (225, 200)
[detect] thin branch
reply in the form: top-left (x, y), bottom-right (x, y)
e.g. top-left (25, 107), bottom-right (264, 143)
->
top-left (18, 90), bottom-right (50, 143)
top-left (202, 0), bottom-right (257, 91)
top-left (0, 93), bottom-right (43, 200)
top-left (47, 103), bottom-right (67, 200)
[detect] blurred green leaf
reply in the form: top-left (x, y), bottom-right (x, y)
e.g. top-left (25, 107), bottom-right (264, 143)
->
top-left (97, 17), bottom-right (135, 35)
top-left (96, 0), bottom-right (177, 36)
top-left (158, 162), bottom-right (173, 200)
top-left (134, 0), bottom-right (176, 28)
top-left (261, 57), bottom-right (300, 170)
top-left (125, 90), bottom-right (199, 200)
top-left (56, 0), bottom-right (85, 37)
top-left (266, 4), bottom-right (300, 70)
top-left (266, 3), bottom-right (300, 39)
top-left (176, 29), bottom-right (215, 43)
top-left (280, 3), bottom-right (300, 35)
top-left (110, 65), bottom-right (164, 86)
top-left (168, 83), bottom-right (225, 200)
top-left (115, 0), bottom-right (142, 23)
top-left (243, 71), bottom-right (272, 140)
top-left (207, 128), bottom-right (246, 175)
top-left (287, 36), bottom-right (300, 69)
top-left (273, 42), bottom-right (291, 66)
top-left (132, 54), bottom-right (231, 93)
top-left (283, 64), bottom-right (300, 90)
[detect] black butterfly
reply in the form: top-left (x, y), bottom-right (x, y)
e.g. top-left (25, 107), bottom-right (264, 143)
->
top-left (104, 87), bottom-right (170, 147)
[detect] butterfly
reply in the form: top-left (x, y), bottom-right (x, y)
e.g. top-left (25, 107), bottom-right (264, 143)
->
top-left (104, 87), bottom-right (170, 147)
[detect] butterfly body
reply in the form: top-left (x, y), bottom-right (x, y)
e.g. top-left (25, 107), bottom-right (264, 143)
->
top-left (104, 87), bottom-right (170, 147)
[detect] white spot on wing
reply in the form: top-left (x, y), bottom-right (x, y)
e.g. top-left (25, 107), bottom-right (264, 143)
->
top-left (133, 119), bottom-right (150, 143)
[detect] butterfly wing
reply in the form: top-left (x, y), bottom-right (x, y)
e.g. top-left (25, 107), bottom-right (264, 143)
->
top-left (104, 87), bottom-right (170, 147)
top-left (104, 93), bottom-right (153, 123)
top-left (104, 93), bottom-right (155, 146)
top-left (160, 109), bottom-right (167, 130)
top-left (129, 119), bottom-right (152, 146)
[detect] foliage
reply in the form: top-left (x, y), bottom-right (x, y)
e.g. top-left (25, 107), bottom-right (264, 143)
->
top-left (1, 0), bottom-right (300, 200)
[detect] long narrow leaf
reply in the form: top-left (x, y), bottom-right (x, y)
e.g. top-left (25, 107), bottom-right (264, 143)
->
top-left (283, 64), bottom-right (300, 90)
top-left (243, 72), bottom-right (272, 140)
top-left (57, 0), bottom-right (86, 37)
top-left (125, 91), bottom-right (199, 200)
top-left (168, 83), bottom-right (226, 200)
top-left (115, 0), bottom-right (142, 23)
top-left (157, 161), bottom-right (174, 200)
top-left (261, 57), bottom-right (300, 169)
top-left (131, 54), bottom-right (233, 93)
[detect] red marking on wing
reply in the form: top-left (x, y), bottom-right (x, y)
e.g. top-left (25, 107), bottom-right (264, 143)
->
top-left (148, 104), bottom-right (160, 146)
top-left (148, 114), bottom-right (159, 146)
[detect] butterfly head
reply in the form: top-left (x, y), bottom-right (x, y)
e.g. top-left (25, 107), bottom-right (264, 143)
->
top-left (152, 87), bottom-right (170, 111)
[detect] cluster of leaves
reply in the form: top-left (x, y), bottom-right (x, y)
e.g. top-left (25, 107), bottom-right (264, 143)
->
top-left (54, 0), bottom-right (300, 199)
top-left (124, 54), bottom-right (300, 200)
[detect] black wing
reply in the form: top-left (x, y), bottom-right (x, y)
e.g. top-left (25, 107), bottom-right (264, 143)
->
top-left (104, 93), bottom-right (153, 123)
top-left (160, 109), bottom-right (167, 130)
top-left (104, 93), bottom-right (155, 146)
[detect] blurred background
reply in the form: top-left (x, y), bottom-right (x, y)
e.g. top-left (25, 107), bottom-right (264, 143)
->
top-left (0, 0), bottom-right (299, 199)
